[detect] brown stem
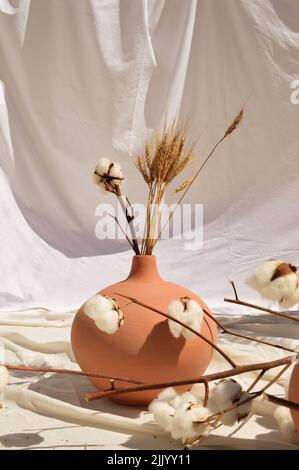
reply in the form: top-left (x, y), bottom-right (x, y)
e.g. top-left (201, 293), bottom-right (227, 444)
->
top-left (230, 281), bottom-right (239, 301)
top-left (260, 363), bottom-right (292, 393)
top-left (108, 214), bottom-right (135, 251)
top-left (224, 298), bottom-right (299, 323)
top-left (85, 355), bottom-right (296, 402)
top-left (2, 364), bottom-right (144, 385)
top-left (265, 393), bottom-right (299, 411)
top-left (117, 194), bottom-right (141, 255)
top-left (203, 381), bottom-right (209, 407)
top-left (208, 392), bottom-right (260, 426)
top-left (115, 293), bottom-right (236, 368)
top-left (246, 369), bottom-right (266, 393)
top-left (202, 307), bottom-right (296, 353)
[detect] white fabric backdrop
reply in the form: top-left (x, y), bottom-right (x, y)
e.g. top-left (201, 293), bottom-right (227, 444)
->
top-left (0, 0), bottom-right (299, 312)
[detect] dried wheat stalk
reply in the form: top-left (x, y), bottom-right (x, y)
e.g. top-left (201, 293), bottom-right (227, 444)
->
top-left (134, 120), bottom-right (195, 254)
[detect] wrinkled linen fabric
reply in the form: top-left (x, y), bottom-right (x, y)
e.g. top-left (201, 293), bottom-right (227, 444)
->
top-left (0, 308), bottom-right (298, 449)
top-left (0, 0), bottom-right (298, 311)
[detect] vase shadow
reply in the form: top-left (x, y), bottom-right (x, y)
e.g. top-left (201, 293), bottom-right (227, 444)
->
top-left (28, 373), bottom-right (144, 418)
top-left (138, 320), bottom-right (185, 370)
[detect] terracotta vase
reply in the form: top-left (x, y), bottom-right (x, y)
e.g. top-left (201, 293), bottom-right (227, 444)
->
top-left (71, 255), bottom-right (218, 406)
top-left (288, 363), bottom-right (299, 432)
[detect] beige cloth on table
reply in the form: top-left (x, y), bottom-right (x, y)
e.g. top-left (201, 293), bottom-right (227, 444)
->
top-left (0, 307), bottom-right (299, 450)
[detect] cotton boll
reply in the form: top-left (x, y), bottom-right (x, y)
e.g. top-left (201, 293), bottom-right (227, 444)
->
top-left (246, 260), bottom-right (298, 302)
top-left (246, 260), bottom-right (283, 289)
top-left (168, 320), bottom-right (182, 339)
top-left (190, 405), bottom-right (212, 437)
top-left (167, 300), bottom-right (184, 338)
top-left (182, 304), bottom-right (204, 340)
top-left (93, 159), bottom-right (124, 193)
top-left (210, 379), bottom-right (242, 409)
top-left (0, 366), bottom-right (9, 407)
top-left (274, 406), bottom-right (299, 444)
top-left (221, 391), bottom-right (252, 426)
top-left (109, 162), bottom-right (123, 185)
top-left (269, 273), bottom-right (298, 300)
top-left (95, 158), bottom-right (111, 175)
top-left (169, 395), bottom-right (182, 410)
top-left (209, 380), bottom-right (245, 426)
top-left (149, 400), bottom-right (175, 433)
top-left (83, 294), bottom-right (124, 334)
top-left (152, 387), bottom-right (181, 412)
top-left (167, 298), bottom-right (204, 340)
top-left (171, 404), bottom-right (211, 443)
top-left (168, 300), bottom-right (185, 316)
top-left (280, 287), bottom-right (299, 309)
top-left (93, 172), bottom-right (107, 193)
top-left (157, 387), bottom-right (178, 403)
top-left (186, 299), bottom-right (202, 313)
top-left (83, 295), bottom-right (113, 321)
top-left (177, 391), bottom-right (199, 407)
top-left (95, 309), bottom-right (122, 334)
top-left (182, 312), bottom-right (198, 340)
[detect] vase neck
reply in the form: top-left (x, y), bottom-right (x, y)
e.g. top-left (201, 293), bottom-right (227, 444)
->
top-left (127, 256), bottom-right (162, 282)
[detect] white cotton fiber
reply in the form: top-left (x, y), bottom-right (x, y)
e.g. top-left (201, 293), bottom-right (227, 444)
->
top-left (280, 287), bottom-right (299, 309)
top-left (167, 298), bottom-right (204, 340)
top-left (246, 260), bottom-right (298, 302)
top-left (83, 294), bottom-right (124, 334)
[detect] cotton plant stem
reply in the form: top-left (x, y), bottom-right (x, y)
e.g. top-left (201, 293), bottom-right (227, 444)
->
top-left (230, 281), bottom-right (239, 301)
top-left (224, 298), bottom-right (299, 323)
top-left (2, 364), bottom-right (145, 384)
top-left (108, 214), bottom-right (135, 250)
top-left (202, 307), bottom-right (297, 354)
top-left (117, 195), bottom-right (140, 255)
top-left (196, 364), bottom-right (293, 426)
top-left (203, 381), bottom-right (209, 407)
top-left (265, 393), bottom-right (299, 411)
top-left (85, 355), bottom-right (296, 402)
top-left (259, 362), bottom-right (292, 394)
top-left (114, 293), bottom-right (236, 368)
top-left (207, 392), bottom-right (260, 426)
top-left (246, 369), bottom-right (266, 393)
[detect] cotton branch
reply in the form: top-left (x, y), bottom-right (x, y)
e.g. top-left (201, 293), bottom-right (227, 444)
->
top-left (117, 195), bottom-right (141, 255)
top-left (202, 308), bottom-right (297, 354)
top-left (116, 293), bottom-right (236, 367)
top-left (85, 354), bottom-right (296, 402)
top-left (224, 297), bottom-right (299, 323)
top-left (2, 364), bottom-right (145, 385)
top-left (265, 393), bottom-right (299, 411)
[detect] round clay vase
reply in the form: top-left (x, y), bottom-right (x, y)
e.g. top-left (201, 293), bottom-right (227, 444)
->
top-left (288, 363), bottom-right (299, 432)
top-left (71, 255), bottom-right (218, 406)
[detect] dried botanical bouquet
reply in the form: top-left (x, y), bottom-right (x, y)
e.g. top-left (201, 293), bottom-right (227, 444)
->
top-left (93, 111), bottom-right (243, 255)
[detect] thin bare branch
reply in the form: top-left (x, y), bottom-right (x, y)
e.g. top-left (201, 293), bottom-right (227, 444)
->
top-left (224, 298), bottom-right (299, 323)
top-left (2, 364), bottom-right (145, 384)
top-left (115, 292), bottom-right (236, 368)
top-left (265, 393), bottom-right (299, 411)
top-left (85, 355), bottom-right (296, 402)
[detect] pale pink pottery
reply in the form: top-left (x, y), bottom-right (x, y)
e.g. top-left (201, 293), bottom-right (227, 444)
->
top-left (289, 363), bottom-right (299, 432)
top-left (71, 255), bottom-right (218, 406)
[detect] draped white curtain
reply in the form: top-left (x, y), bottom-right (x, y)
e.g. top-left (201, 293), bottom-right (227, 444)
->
top-left (0, 0), bottom-right (298, 311)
